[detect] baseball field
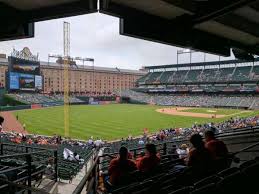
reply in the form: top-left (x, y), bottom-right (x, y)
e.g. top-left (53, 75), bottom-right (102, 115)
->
top-left (12, 104), bottom-right (259, 140)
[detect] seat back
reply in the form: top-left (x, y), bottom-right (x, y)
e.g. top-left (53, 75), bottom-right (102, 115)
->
top-left (193, 175), bottom-right (221, 189)
top-left (217, 171), bottom-right (245, 194)
top-left (191, 183), bottom-right (218, 194)
top-left (169, 186), bottom-right (193, 194)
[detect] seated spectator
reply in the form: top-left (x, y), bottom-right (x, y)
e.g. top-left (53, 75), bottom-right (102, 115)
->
top-left (27, 138), bottom-right (33, 144)
top-left (177, 144), bottom-right (189, 159)
top-left (168, 144), bottom-right (180, 160)
top-left (204, 130), bottom-right (230, 170)
top-left (137, 143), bottom-right (160, 173)
top-left (187, 134), bottom-right (212, 173)
top-left (138, 138), bottom-right (145, 145)
top-left (108, 147), bottom-right (137, 186)
top-left (94, 138), bottom-right (103, 148)
top-left (0, 116), bottom-right (4, 132)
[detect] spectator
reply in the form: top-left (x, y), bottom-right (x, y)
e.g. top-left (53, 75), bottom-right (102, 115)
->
top-left (177, 144), bottom-right (189, 159)
top-left (187, 134), bottom-right (212, 172)
top-left (94, 138), bottom-right (103, 148)
top-left (88, 137), bottom-right (94, 146)
top-left (204, 130), bottom-right (229, 170)
top-left (138, 138), bottom-right (144, 145)
top-left (137, 143), bottom-right (160, 173)
top-left (0, 116), bottom-right (4, 132)
top-left (168, 144), bottom-right (180, 160)
top-left (108, 147), bottom-right (137, 186)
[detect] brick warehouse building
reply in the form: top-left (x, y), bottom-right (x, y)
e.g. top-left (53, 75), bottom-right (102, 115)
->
top-left (0, 55), bottom-right (146, 94)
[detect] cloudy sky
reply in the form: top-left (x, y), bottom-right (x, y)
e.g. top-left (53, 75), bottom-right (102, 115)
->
top-left (0, 13), bottom-right (234, 70)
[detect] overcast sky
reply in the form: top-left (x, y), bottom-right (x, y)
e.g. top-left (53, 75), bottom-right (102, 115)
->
top-left (0, 13), bottom-right (234, 70)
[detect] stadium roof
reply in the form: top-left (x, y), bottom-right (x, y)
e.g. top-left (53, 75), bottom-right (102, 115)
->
top-left (0, 0), bottom-right (97, 40)
top-left (40, 61), bottom-right (146, 74)
top-left (100, 0), bottom-right (259, 59)
top-left (144, 57), bottom-right (259, 70)
top-left (1, 0), bottom-right (259, 58)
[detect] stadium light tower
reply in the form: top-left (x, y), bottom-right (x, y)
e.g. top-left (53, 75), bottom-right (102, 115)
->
top-left (63, 21), bottom-right (70, 137)
top-left (116, 67), bottom-right (122, 97)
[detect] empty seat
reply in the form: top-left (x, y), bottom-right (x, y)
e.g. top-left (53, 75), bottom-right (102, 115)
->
top-left (241, 162), bottom-right (259, 193)
top-left (217, 171), bottom-right (245, 194)
top-left (113, 180), bottom-right (153, 194)
top-left (193, 175), bottom-right (222, 189)
top-left (239, 159), bottom-right (256, 169)
top-left (168, 186), bottom-right (193, 194)
top-left (217, 167), bottom-right (239, 177)
top-left (191, 183), bottom-right (218, 194)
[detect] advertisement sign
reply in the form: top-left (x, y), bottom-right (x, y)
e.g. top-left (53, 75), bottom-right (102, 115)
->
top-left (35, 75), bottom-right (43, 90)
top-left (9, 72), bottom-right (35, 91)
top-left (19, 74), bottom-right (34, 90)
top-left (9, 72), bottom-right (19, 89)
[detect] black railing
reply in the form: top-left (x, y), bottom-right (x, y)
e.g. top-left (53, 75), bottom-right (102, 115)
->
top-left (0, 143), bottom-right (58, 194)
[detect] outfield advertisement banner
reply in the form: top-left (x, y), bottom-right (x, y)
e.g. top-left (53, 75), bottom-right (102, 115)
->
top-left (89, 101), bottom-right (99, 105)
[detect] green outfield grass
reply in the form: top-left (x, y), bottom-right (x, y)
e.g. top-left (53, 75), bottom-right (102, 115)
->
top-left (13, 104), bottom-right (259, 140)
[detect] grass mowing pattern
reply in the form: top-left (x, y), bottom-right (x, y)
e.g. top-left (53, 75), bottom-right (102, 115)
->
top-left (13, 104), bottom-right (259, 140)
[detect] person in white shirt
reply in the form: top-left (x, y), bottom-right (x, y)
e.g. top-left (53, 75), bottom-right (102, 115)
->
top-left (88, 138), bottom-right (93, 145)
top-left (138, 139), bottom-right (144, 145)
top-left (176, 144), bottom-right (189, 159)
top-left (94, 138), bottom-right (103, 147)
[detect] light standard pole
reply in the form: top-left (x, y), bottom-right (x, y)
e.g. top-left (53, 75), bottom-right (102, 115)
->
top-left (116, 67), bottom-right (121, 97)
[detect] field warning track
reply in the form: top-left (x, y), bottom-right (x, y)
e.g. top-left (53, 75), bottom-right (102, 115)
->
top-left (0, 111), bottom-right (28, 134)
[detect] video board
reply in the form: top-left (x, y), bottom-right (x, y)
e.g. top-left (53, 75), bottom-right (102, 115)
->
top-left (9, 57), bottom-right (40, 74)
top-left (9, 72), bottom-right (41, 91)
top-left (8, 56), bottom-right (42, 91)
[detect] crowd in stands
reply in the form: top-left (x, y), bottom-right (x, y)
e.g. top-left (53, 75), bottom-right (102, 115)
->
top-left (7, 93), bottom-right (83, 105)
top-left (138, 65), bottom-right (259, 85)
top-left (122, 90), bottom-right (259, 109)
top-left (7, 92), bottom-right (119, 106)
top-left (101, 129), bottom-right (231, 193)
top-left (103, 115), bottom-right (259, 156)
top-left (100, 124), bottom-right (259, 194)
top-left (135, 84), bottom-right (259, 93)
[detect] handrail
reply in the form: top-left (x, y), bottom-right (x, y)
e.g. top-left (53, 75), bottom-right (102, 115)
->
top-left (72, 156), bottom-right (99, 194)
top-left (0, 142), bottom-right (56, 151)
top-left (0, 178), bottom-right (50, 194)
top-left (0, 151), bottom-right (48, 159)
top-left (0, 147), bottom-right (58, 194)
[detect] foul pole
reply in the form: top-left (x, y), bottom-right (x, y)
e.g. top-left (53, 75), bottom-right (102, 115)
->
top-left (63, 22), bottom-right (70, 137)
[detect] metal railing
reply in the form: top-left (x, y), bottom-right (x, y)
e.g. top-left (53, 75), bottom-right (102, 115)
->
top-left (0, 143), bottom-right (58, 194)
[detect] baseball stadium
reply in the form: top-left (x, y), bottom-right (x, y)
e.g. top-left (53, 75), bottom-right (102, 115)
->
top-left (0, 1), bottom-right (259, 194)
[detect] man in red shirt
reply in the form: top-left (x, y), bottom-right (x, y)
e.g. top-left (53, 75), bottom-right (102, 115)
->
top-left (137, 143), bottom-right (160, 173)
top-left (187, 134), bottom-right (212, 170)
top-left (108, 146), bottom-right (136, 186)
top-left (204, 130), bottom-right (229, 170)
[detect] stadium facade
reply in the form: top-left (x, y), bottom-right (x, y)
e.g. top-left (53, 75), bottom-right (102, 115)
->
top-left (0, 50), bottom-right (146, 94)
